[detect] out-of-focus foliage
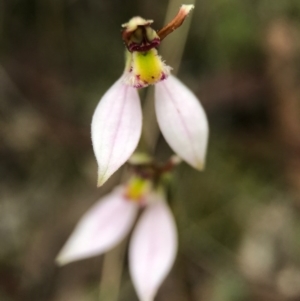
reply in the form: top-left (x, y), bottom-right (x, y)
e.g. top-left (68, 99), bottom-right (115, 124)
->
top-left (1, 0), bottom-right (300, 300)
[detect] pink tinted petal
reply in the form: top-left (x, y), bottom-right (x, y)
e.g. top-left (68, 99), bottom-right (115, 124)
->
top-left (129, 196), bottom-right (177, 301)
top-left (92, 77), bottom-right (142, 186)
top-left (155, 75), bottom-right (209, 170)
top-left (56, 188), bottom-right (138, 265)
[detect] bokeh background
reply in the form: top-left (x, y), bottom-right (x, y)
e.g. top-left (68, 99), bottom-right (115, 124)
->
top-left (2, 0), bottom-right (300, 300)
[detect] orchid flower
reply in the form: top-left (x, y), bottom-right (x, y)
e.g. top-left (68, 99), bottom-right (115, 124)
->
top-left (57, 6), bottom-right (209, 301)
top-left (56, 177), bottom-right (177, 301)
top-left (92, 5), bottom-right (209, 186)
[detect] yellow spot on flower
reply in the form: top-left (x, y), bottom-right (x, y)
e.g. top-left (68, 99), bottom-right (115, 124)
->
top-left (123, 49), bottom-right (171, 88)
top-left (132, 49), bottom-right (166, 85)
top-left (124, 177), bottom-right (151, 202)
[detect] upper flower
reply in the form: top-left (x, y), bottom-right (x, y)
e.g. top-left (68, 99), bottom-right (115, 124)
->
top-left (91, 5), bottom-right (209, 186)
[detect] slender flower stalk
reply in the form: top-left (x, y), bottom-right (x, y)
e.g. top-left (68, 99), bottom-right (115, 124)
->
top-left (92, 4), bottom-right (209, 186)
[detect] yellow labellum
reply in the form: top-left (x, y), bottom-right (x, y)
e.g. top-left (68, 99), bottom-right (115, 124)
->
top-left (125, 177), bottom-right (151, 202)
top-left (132, 49), bottom-right (165, 85)
top-left (123, 49), bottom-right (171, 88)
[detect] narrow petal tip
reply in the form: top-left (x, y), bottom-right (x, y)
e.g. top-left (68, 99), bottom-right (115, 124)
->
top-left (190, 155), bottom-right (207, 171)
top-left (55, 253), bottom-right (70, 266)
top-left (195, 160), bottom-right (205, 171)
top-left (97, 169), bottom-right (109, 187)
top-left (54, 242), bottom-right (82, 266)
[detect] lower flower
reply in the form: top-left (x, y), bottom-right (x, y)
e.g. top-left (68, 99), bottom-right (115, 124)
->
top-left (56, 182), bottom-right (177, 301)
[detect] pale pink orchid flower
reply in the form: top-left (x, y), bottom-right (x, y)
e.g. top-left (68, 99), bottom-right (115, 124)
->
top-left (56, 186), bottom-right (177, 301)
top-left (92, 74), bottom-right (209, 186)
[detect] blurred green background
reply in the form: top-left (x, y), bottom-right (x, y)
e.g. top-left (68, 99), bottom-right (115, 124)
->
top-left (1, 0), bottom-right (300, 300)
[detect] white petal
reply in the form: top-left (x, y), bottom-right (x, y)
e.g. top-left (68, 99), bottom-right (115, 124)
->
top-left (92, 77), bottom-right (142, 186)
top-left (56, 188), bottom-right (138, 265)
top-left (155, 75), bottom-right (209, 170)
top-left (129, 197), bottom-right (177, 301)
